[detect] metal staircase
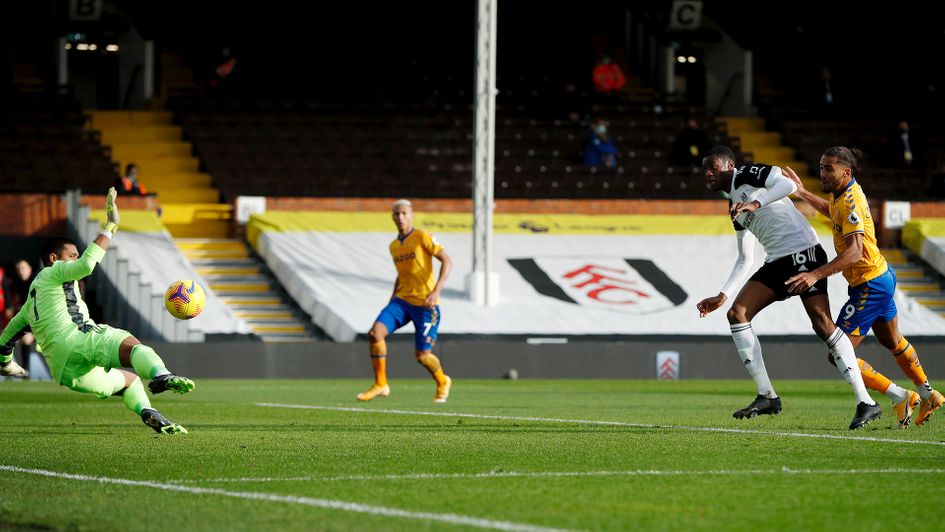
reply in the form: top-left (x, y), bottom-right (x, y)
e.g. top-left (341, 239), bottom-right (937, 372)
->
top-left (177, 239), bottom-right (319, 342)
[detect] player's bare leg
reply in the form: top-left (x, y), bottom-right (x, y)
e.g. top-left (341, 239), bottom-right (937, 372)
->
top-left (727, 282), bottom-right (781, 419)
top-left (416, 349), bottom-right (451, 403)
top-left (871, 318), bottom-right (942, 426)
top-left (357, 322), bottom-right (391, 401)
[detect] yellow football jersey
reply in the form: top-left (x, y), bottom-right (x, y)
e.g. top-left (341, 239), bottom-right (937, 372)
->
top-left (829, 178), bottom-right (887, 286)
top-left (390, 228), bottom-right (443, 306)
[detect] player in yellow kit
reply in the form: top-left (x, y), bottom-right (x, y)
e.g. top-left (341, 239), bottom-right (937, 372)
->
top-left (357, 199), bottom-right (454, 403)
top-left (785, 147), bottom-right (944, 428)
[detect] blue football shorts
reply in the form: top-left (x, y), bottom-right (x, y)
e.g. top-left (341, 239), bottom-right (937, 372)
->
top-left (836, 266), bottom-right (898, 336)
top-left (375, 297), bottom-right (441, 351)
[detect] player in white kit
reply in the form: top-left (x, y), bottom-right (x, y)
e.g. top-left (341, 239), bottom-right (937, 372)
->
top-left (694, 146), bottom-right (881, 430)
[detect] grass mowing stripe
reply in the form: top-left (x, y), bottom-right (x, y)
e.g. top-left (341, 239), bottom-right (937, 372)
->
top-left (257, 403), bottom-right (945, 447)
top-left (0, 465), bottom-right (572, 532)
top-left (170, 467), bottom-right (945, 484)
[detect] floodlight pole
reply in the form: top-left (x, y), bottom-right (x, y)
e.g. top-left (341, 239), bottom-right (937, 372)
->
top-left (470, 0), bottom-right (499, 306)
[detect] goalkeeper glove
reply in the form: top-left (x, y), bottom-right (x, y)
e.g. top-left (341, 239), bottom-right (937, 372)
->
top-left (103, 186), bottom-right (120, 237)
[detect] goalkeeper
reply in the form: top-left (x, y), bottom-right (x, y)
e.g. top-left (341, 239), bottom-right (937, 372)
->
top-left (0, 188), bottom-right (195, 434)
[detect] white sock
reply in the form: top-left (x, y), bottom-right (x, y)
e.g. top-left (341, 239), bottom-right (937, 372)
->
top-left (730, 323), bottom-right (776, 398)
top-left (884, 383), bottom-right (908, 404)
top-left (825, 329), bottom-right (875, 405)
top-left (917, 382), bottom-right (933, 401)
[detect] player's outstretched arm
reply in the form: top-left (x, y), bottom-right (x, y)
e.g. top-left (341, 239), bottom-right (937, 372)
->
top-left (0, 306), bottom-right (30, 364)
top-left (48, 188), bottom-right (119, 283)
top-left (699, 230), bottom-right (755, 317)
top-left (783, 166), bottom-right (830, 216)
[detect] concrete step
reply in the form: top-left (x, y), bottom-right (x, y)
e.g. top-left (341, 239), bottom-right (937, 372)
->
top-left (734, 131), bottom-right (782, 147)
top-left (147, 171), bottom-right (213, 188)
top-left (251, 324), bottom-right (308, 334)
top-left (190, 258), bottom-right (256, 267)
top-left (209, 282), bottom-right (272, 293)
top-left (219, 296), bottom-right (284, 307)
top-left (182, 249), bottom-right (248, 259)
top-left (89, 110), bottom-right (173, 127)
top-left (198, 267), bottom-right (264, 277)
top-left (258, 335), bottom-right (315, 343)
top-left (123, 157), bottom-right (201, 173)
top-left (895, 269), bottom-right (927, 279)
top-left (176, 238), bottom-right (245, 250)
top-left (897, 282), bottom-right (942, 292)
top-left (108, 141), bottom-right (193, 159)
top-left (100, 125), bottom-right (182, 143)
top-left (721, 117), bottom-right (765, 133)
top-left (234, 310), bottom-right (295, 320)
top-left (154, 187), bottom-right (220, 204)
top-left (161, 204), bottom-right (232, 223)
top-left (164, 222), bottom-right (231, 239)
top-left (748, 146), bottom-right (796, 162)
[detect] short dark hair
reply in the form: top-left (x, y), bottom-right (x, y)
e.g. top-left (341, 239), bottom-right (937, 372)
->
top-left (41, 237), bottom-right (77, 267)
top-left (704, 145), bottom-right (736, 164)
top-left (125, 162), bottom-right (138, 175)
top-left (822, 146), bottom-right (863, 172)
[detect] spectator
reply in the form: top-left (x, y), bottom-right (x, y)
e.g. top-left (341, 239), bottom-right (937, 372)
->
top-left (115, 163), bottom-right (148, 195)
top-left (592, 55), bottom-right (626, 94)
top-left (886, 120), bottom-right (925, 168)
top-left (671, 118), bottom-right (713, 170)
top-left (211, 46), bottom-right (238, 92)
top-left (817, 66), bottom-right (835, 108)
top-left (583, 119), bottom-right (618, 169)
top-left (3, 258), bottom-right (36, 370)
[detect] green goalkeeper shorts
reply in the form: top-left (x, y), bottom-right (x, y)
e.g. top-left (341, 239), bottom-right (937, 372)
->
top-left (58, 325), bottom-right (133, 398)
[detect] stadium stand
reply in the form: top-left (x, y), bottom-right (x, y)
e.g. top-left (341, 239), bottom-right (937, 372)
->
top-left (0, 87), bottom-right (116, 194)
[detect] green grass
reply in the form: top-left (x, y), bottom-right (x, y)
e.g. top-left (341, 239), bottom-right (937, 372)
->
top-left (1, 379), bottom-right (943, 531)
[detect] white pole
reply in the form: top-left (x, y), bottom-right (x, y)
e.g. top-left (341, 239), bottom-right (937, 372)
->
top-left (470, 0), bottom-right (499, 306)
top-left (57, 37), bottom-right (68, 86)
top-left (143, 40), bottom-right (154, 101)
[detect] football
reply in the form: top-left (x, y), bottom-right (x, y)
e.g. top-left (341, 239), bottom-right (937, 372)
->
top-left (164, 280), bottom-right (206, 320)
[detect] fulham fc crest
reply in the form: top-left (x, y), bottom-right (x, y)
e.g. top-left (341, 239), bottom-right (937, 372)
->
top-left (509, 257), bottom-right (688, 315)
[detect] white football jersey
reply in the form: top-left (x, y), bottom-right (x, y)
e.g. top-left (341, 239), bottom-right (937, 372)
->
top-left (729, 163), bottom-right (819, 262)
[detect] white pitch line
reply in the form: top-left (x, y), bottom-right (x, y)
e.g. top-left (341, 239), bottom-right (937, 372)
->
top-left (0, 465), bottom-right (571, 532)
top-left (170, 467), bottom-right (945, 484)
top-left (257, 403), bottom-right (945, 447)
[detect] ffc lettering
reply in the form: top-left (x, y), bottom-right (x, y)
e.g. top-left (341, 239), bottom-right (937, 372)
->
top-left (562, 264), bottom-right (650, 304)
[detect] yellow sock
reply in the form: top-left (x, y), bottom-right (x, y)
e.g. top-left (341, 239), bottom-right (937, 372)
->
top-left (858, 358), bottom-right (892, 394)
top-left (370, 340), bottom-right (387, 387)
top-left (418, 353), bottom-right (447, 386)
top-left (892, 337), bottom-right (929, 387)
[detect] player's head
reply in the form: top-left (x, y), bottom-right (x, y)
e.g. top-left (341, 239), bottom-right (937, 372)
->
top-left (391, 199), bottom-right (414, 234)
top-left (702, 145), bottom-right (736, 190)
top-left (41, 237), bottom-right (79, 267)
top-left (125, 163), bottom-right (138, 178)
top-left (819, 146), bottom-right (861, 193)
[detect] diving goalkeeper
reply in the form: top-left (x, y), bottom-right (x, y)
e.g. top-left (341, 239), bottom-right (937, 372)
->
top-left (0, 188), bottom-right (195, 434)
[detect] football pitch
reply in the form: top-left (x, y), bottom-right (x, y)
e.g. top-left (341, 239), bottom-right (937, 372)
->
top-left (1, 379), bottom-right (943, 531)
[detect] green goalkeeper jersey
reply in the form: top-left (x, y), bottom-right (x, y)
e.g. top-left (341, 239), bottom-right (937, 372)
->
top-left (0, 243), bottom-right (106, 378)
